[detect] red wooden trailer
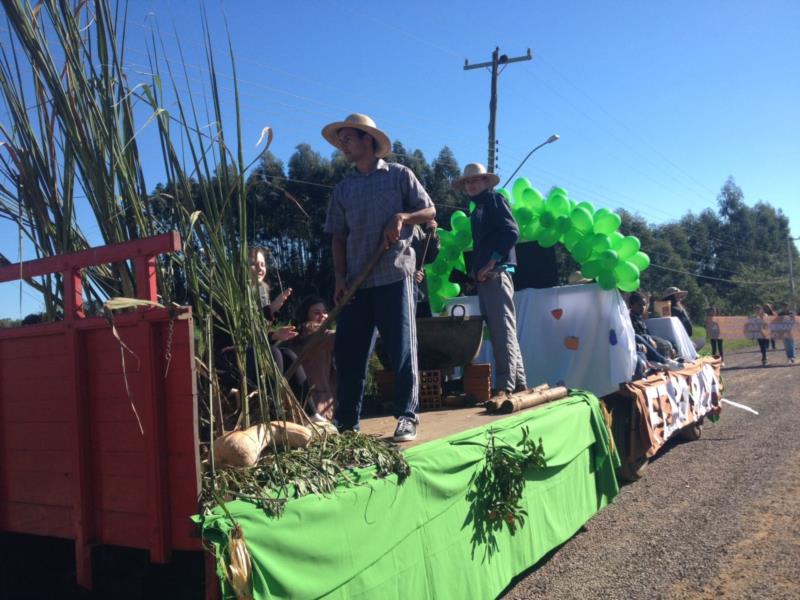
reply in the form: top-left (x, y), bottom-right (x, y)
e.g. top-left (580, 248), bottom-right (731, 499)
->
top-left (0, 233), bottom-right (201, 589)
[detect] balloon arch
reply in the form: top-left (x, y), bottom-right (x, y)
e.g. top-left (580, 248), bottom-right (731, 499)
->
top-left (424, 178), bottom-right (651, 313)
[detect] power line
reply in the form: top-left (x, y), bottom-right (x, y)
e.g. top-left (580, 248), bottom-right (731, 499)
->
top-left (649, 262), bottom-right (788, 286)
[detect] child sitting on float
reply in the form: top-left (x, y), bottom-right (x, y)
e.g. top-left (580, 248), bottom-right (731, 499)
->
top-left (288, 296), bottom-right (337, 421)
top-left (247, 247), bottom-right (316, 416)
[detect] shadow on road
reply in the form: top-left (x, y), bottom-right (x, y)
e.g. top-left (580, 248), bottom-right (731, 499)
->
top-left (723, 363), bottom-right (796, 372)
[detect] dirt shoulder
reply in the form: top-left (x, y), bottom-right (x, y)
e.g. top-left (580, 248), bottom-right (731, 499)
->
top-left (503, 347), bottom-right (800, 600)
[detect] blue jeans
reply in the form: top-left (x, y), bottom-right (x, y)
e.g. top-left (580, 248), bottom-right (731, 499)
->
top-left (784, 337), bottom-right (796, 360)
top-left (636, 334), bottom-right (670, 364)
top-left (334, 277), bottom-right (419, 430)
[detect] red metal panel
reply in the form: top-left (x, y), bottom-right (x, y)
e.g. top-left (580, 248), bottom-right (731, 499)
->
top-left (1, 421), bottom-right (72, 451)
top-left (0, 332), bottom-right (65, 356)
top-left (4, 449), bottom-right (71, 474)
top-left (0, 502), bottom-right (73, 538)
top-left (94, 474), bottom-right (147, 513)
top-left (94, 511), bottom-right (149, 549)
top-left (0, 232), bottom-right (180, 284)
top-left (2, 470), bottom-right (72, 506)
top-left (0, 234), bottom-right (202, 587)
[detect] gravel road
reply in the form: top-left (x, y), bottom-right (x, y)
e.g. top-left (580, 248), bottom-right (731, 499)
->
top-left (502, 347), bottom-right (800, 600)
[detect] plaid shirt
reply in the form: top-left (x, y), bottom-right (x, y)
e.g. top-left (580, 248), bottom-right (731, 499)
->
top-left (325, 160), bottom-right (433, 289)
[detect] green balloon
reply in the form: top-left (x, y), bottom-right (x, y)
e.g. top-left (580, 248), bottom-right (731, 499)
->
top-left (439, 281), bottom-right (460, 298)
top-left (546, 194), bottom-right (570, 218)
top-left (617, 236), bottom-right (641, 260)
top-left (617, 277), bottom-right (640, 293)
top-left (539, 211), bottom-right (555, 229)
top-left (629, 251), bottom-right (650, 271)
top-left (522, 187), bottom-right (545, 214)
top-left (538, 228), bottom-right (561, 248)
top-left (511, 178), bottom-right (532, 204)
top-left (591, 233), bottom-right (611, 253)
top-left (563, 229), bottom-right (584, 251)
top-left (450, 210), bottom-right (469, 232)
top-left (427, 274), bottom-right (443, 293)
top-left (569, 206), bottom-right (594, 233)
top-left (572, 237), bottom-right (594, 263)
top-left (581, 259), bottom-right (603, 279)
top-left (438, 229), bottom-right (455, 246)
top-left (597, 270), bottom-right (617, 290)
top-left (593, 209), bottom-right (622, 235)
top-left (608, 231), bottom-right (624, 250)
top-left (430, 259), bottom-right (449, 276)
top-left (454, 253), bottom-right (467, 273)
top-left (442, 245), bottom-right (461, 262)
top-left (429, 293), bottom-right (446, 314)
top-left (468, 200), bottom-right (476, 213)
top-left (548, 186), bottom-right (568, 200)
top-left (513, 205), bottom-right (533, 226)
top-left (521, 222), bottom-right (540, 241)
top-left (498, 188), bottom-right (513, 204)
top-left (577, 201), bottom-right (595, 215)
top-left (556, 216), bottom-right (572, 234)
top-left (599, 249), bottom-right (619, 271)
top-left (455, 229), bottom-right (471, 248)
top-left (614, 260), bottom-right (640, 283)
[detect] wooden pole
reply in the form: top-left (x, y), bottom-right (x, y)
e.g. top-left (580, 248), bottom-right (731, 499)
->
top-left (283, 242), bottom-right (387, 382)
top-left (498, 386), bottom-right (569, 414)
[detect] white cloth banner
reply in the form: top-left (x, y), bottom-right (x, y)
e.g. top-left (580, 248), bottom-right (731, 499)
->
top-left (445, 283), bottom-right (637, 397)
top-left (645, 317), bottom-right (699, 360)
top-left (642, 363), bottom-right (721, 436)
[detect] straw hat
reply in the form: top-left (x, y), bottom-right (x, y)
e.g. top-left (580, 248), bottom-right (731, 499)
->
top-left (451, 163), bottom-right (500, 191)
top-left (568, 270), bottom-right (592, 285)
top-left (321, 113), bottom-right (392, 159)
top-left (660, 286), bottom-right (688, 300)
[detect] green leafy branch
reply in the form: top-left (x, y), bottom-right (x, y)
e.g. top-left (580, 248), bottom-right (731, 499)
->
top-left (460, 426), bottom-right (546, 561)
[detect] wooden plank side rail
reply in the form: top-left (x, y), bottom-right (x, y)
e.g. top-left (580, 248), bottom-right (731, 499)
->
top-left (0, 232), bottom-right (200, 591)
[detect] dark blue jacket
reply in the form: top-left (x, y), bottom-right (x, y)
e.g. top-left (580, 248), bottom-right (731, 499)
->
top-left (469, 189), bottom-right (519, 274)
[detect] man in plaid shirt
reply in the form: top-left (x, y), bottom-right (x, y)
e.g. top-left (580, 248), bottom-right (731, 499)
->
top-left (322, 114), bottom-right (435, 442)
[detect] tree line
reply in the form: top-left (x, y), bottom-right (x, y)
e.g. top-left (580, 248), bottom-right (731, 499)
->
top-left (209, 141), bottom-right (792, 324)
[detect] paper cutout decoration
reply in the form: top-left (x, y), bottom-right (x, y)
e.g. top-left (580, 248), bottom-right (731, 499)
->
top-left (564, 336), bottom-right (580, 351)
top-left (551, 308), bottom-right (564, 320)
top-left (609, 329), bottom-right (618, 345)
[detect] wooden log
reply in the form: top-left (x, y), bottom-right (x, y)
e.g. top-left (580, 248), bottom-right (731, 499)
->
top-left (498, 386), bottom-right (569, 414)
top-left (213, 421), bottom-right (313, 468)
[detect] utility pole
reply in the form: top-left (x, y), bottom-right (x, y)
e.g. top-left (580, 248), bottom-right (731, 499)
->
top-left (789, 236), bottom-right (798, 306)
top-left (464, 47), bottom-right (532, 173)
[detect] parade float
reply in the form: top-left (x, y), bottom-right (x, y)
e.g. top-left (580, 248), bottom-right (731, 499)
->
top-left (0, 3), bottom-right (718, 599)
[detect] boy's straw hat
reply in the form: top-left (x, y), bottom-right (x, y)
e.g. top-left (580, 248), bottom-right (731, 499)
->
top-left (451, 163), bottom-right (500, 191)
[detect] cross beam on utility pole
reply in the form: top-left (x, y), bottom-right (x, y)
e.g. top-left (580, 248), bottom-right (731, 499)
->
top-left (464, 47), bottom-right (533, 173)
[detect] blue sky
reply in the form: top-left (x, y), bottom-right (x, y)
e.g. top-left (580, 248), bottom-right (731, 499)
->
top-left (2, 0), bottom-right (799, 317)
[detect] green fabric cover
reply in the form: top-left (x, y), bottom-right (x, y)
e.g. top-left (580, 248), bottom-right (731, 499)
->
top-left (200, 391), bottom-right (619, 600)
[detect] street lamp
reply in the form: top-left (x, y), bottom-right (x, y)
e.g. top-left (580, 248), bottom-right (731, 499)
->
top-left (502, 134), bottom-right (560, 188)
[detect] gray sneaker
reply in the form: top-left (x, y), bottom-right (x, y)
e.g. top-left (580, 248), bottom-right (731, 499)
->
top-left (393, 418), bottom-right (417, 443)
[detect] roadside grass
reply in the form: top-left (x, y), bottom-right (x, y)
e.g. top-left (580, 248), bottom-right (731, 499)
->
top-left (694, 325), bottom-right (757, 356)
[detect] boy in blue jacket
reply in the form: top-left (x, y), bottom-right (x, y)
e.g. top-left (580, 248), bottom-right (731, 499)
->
top-left (453, 163), bottom-right (527, 397)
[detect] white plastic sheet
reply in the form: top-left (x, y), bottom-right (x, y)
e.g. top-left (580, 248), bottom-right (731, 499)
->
top-left (645, 317), bottom-right (699, 360)
top-left (444, 283), bottom-right (637, 397)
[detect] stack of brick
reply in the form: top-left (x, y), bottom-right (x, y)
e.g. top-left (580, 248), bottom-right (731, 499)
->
top-left (374, 369), bottom-right (443, 411)
top-left (462, 363), bottom-right (492, 402)
top-left (418, 369), bottom-right (443, 411)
